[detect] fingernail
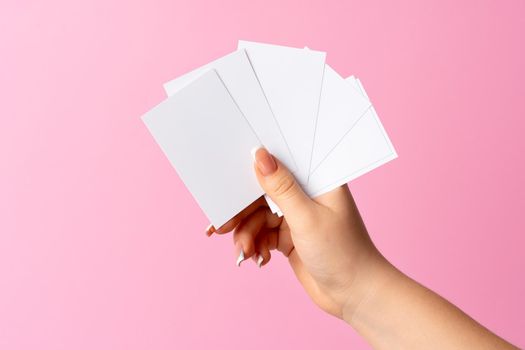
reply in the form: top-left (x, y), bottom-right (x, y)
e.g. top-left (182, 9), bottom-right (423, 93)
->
top-left (250, 147), bottom-right (259, 160)
top-left (205, 224), bottom-right (215, 237)
top-left (253, 148), bottom-right (277, 176)
top-left (257, 254), bottom-right (264, 268)
top-left (235, 242), bottom-right (245, 267)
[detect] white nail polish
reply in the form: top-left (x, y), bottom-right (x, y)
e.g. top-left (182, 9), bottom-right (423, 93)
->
top-left (250, 146), bottom-right (260, 160)
top-left (236, 250), bottom-right (245, 267)
top-left (257, 254), bottom-right (264, 268)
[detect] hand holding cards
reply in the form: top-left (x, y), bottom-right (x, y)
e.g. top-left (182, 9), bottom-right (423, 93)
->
top-left (142, 41), bottom-right (397, 227)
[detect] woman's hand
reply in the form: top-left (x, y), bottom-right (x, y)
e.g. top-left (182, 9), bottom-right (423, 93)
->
top-left (207, 148), bottom-right (518, 349)
top-left (209, 148), bottom-right (391, 319)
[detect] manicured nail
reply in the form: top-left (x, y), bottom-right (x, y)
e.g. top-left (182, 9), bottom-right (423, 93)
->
top-left (205, 224), bottom-right (215, 237)
top-left (236, 250), bottom-right (245, 267)
top-left (253, 148), bottom-right (277, 176)
top-left (235, 243), bottom-right (245, 267)
top-left (257, 254), bottom-right (264, 268)
top-left (251, 147), bottom-right (259, 160)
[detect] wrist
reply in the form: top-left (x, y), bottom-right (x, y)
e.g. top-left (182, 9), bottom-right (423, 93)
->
top-left (340, 250), bottom-right (400, 323)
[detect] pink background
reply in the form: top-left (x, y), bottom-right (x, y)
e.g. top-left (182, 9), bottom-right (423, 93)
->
top-left (1, 0), bottom-right (524, 348)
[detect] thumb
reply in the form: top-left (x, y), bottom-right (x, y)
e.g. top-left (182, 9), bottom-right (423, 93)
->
top-left (253, 148), bottom-right (316, 221)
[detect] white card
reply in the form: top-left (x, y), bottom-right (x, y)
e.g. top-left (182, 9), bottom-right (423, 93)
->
top-left (304, 77), bottom-right (397, 197)
top-left (270, 77), bottom-right (396, 216)
top-left (238, 40), bottom-right (326, 185)
top-left (163, 49), bottom-right (296, 172)
top-left (309, 66), bottom-right (372, 175)
top-left (142, 69), bottom-right (263, 227)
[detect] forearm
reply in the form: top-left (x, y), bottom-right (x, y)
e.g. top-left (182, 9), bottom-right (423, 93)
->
top-left (343, 259), bottom-right (517, 350)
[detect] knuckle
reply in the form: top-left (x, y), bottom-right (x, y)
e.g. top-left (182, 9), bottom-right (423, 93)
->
top-left (272, 175), bottom-right (298, 199)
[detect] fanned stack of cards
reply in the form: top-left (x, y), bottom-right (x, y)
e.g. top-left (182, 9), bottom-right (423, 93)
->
top-left (142, 40), bottom-right (397, 227)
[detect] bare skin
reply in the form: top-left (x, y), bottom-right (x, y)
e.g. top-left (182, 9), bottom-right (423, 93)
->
top-left (207, 148), bottom-right (517, 350)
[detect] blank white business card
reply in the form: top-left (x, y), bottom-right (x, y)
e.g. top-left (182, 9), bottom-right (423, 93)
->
top-left (309, 66), bottom-right (372, 175)
top-left (238, 40), bottom-right (326, 185)
top-left (163, 49), bottom-right (296, 172)
top-left (270, 77), bottom-right (397, 216)
top-left (142, 69), bottom-right (264, 227)
top-left (305, 77), bottom-right (397, 197)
